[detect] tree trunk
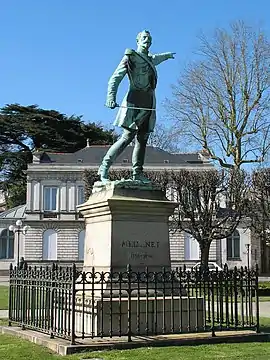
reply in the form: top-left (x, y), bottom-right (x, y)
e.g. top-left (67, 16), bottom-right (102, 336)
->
top-left (261, 237), bottom-right (268, 274)
top-left (200, 241), bottom-right (211, 271)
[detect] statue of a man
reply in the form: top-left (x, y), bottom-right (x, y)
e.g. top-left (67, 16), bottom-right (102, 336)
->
top-left (98, 30), bottom-right (175, 183)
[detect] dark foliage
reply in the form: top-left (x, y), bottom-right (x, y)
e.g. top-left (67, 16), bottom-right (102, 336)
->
top-left (0, 104), bottom-right (116, 208)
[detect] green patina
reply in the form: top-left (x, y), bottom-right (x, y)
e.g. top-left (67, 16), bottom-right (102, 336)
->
top-left (98, 30), bottom-right (175, 184)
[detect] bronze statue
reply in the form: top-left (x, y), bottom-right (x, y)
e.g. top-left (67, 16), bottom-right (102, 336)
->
top-left (98, 30), bottom-right (175, 183)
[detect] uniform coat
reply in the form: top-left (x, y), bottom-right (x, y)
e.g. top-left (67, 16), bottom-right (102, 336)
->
top-left (107, 49), bottom-right (172, 133)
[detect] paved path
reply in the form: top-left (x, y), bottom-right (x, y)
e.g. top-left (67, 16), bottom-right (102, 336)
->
top-left (212, 301), bottom-right (270, 318)
top-left (258, 302), bottom-right (270, 318)
top-left (0, 310), bottom-right (8, 318)
top-left (0, 277), bottom-right (9, 286)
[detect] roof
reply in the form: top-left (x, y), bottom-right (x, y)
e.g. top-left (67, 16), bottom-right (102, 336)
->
top-left (0, 204), bottom-right (26, 219)
top-left (33, 145), bottom-right (212, 167)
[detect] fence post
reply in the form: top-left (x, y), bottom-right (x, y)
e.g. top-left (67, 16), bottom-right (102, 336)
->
top-left (21, 267), bottom-right (26, 330)
top-left (127, 264), bottom-right (132, 342)
top-left (8, 263), bottom-right (13, 326)
top-left (50, 264), bottom-right (55, 339)
top-left (233, 267), bottom-right (238, 329)
top-left (71, 263), bottom-right (77, 345)
top-left (255, 264), bottom-right (260, 333)
top-left (210, 272), bottom-right (216, 337)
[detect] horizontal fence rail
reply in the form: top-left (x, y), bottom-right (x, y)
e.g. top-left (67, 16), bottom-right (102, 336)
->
top-left (8, 264), bottom-right (260, 344)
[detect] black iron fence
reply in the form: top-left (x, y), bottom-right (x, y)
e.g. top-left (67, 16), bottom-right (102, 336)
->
top-left (8, 264), bottom-right (260, 344)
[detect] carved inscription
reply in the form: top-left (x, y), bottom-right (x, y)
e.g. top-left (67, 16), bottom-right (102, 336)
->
top-left (121, 240), bottom-right (159, 248)
top-left (129, 253), bottom-right (152, 260)
top-left (121, 240), bottom-right (160, 263)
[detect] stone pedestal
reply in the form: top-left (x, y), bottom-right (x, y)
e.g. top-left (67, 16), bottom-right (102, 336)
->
top-left (77, 181), bottom-right (178, 274)
top-left (73, 296), bottom-right (205, 337)
top-left (75, 181), bottom-right (200, 334)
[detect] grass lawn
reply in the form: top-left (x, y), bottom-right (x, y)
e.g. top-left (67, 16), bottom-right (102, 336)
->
top-left (0, 334), bottom-right (270, 360)
top-left (260, 316), bottom-right (270, 332)
top-left (0, 318), bottom-right (269, 359)
top-left (0, 285), bottom-right (8, 309)
top-left (1, 337), bottom-right (270, 360)
top-left (258, 296), bottom-right (270, 302)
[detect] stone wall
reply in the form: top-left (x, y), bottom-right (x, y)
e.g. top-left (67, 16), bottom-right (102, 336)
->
top-left (24, 220), bottom-right (84, 261)
top-left (23, 221), bottom-right (220, 268)
top-left (169, 229), bottom-right (217, 268)
top-left (18, 221), bottom-right (258, 272)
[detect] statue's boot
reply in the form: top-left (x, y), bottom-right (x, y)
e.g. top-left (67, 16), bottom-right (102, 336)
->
top-left (98, 130), bottom-right (135, 182)
top-left (133, 172), bottom-right (151, 183)
top-left (132, 132), bottom-right (151, 183)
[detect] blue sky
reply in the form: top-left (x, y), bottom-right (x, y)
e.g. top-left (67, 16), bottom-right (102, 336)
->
top-left (1, 0), bottom-right (270, 134)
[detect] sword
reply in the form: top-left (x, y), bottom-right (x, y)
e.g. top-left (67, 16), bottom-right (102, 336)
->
top-left (117, 105), bottom-right (156, 111)
top-left (105, 104), bottom-right (156, 111)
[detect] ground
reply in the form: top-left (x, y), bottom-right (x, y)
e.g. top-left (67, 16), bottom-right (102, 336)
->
top-left (0, 318), bottom-right (270, 359)
top-left (0, 333), bottom-right (270, 360)
top-left (0, 285), bottom-right (8, 309)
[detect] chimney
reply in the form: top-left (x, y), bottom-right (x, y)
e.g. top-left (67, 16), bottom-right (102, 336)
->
top-left (32, 150), bottom-right (42, 164)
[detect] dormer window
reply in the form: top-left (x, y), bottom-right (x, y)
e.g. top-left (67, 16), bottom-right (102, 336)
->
top-left (77, 159), bottom-right (83, 163)
top-left (122, 159), bottom-right (129, 163)
top-left (164, 160), bottom-right (169, 164)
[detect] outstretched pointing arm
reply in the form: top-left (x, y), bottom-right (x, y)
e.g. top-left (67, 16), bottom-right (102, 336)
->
top-left (151, 52), bottom-right (176, 66)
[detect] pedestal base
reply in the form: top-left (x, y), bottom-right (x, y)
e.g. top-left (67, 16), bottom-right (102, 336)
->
top-left (77, 181), bottom-right (178, 274)
top-left (74, 296), bottom-right (204, 337)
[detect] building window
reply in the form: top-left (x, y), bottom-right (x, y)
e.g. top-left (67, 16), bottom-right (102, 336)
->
top-left (0, 229), bottom-right (14, 259)
top-left (184, 232), bottom-right (200, 260)
top-left (227, 230), bottom-right (240, 260)
top-left (78, 230), bottom-right (85, 260)
top-left (77, 186), bottom-right (85, 205)
top-left (42, 229), bottom-right (57, 260)
top-left (43, 187), bottom-right (58, 211)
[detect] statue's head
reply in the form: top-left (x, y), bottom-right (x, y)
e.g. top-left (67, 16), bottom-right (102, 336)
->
top-left (136, 30), bottom-right (152, 50)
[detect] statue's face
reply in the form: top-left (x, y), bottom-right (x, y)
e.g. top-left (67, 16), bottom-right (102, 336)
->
top-left (137, 32), bottom-right (152, 50)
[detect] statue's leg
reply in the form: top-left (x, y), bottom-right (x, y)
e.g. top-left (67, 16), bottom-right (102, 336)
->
top-left (132, 128), bottom-right (150, 182)
top-left (98, 129), bottom-right (136, 182)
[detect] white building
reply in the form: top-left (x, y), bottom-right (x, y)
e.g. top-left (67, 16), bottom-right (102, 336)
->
top-left (0, 190), bottom-right (6, 213)
top-left (0, 144), bottom-right (260, 274)
top-left (0, 205), bottom-right (26, 273)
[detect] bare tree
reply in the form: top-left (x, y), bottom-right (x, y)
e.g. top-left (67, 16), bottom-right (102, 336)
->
top-left (249, 168), bottom-right (270, 272)
top-left (167, 21), bottom-right (270, 169)
top-left (170, 169), bottom-right (248, 268)
top-left (147, 122), bottom-right (183, 153)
